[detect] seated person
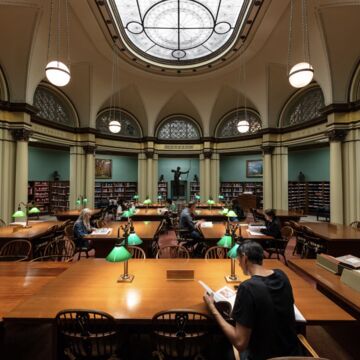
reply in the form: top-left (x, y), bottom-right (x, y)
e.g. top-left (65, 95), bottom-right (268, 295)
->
top-left (231, 198), bottom-right (245, 221)
top-left (166, 198), bottom-right (177, 213)
top-left (73, 208), bottom-right (95, 249)
top-left (116, 198), bottom-right (127, 220)
top-left (260, 208), bottom-right (281, 239)
top-left (179, 202), bottom-right (204, 247)
top-left (204, 240), bottom-right (303, 360)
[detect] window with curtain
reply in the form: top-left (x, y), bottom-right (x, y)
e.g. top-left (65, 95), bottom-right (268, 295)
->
top-left (33, 85), bottom-right (77, 127)
top-left (157, 116), bottom-right (201, 140)
top-left (96, 108), bottom-right (142, 138)
top-left (281, 87), bottom-right (325, 127)
top-left (216, 109), bottom-right (262, 138)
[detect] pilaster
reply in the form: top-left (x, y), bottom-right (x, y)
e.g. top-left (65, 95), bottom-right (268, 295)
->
top-left (272, 146), bottom-right (288, 210)
top-left (69, 145), bottom-right (86, 209)
top-left (84, 145), bottom-right (96, 208)
top-left (262, 146), bottom-right (274, 209)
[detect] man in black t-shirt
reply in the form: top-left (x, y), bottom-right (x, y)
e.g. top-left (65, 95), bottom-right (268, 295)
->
top-left (204, 240), bottom-right (302, 360)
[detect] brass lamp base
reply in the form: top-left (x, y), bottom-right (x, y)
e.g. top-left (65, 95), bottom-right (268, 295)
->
top-left (225, 274), bottom-right (240, 283)
top-left (117, 274), bottom-right (134, 283)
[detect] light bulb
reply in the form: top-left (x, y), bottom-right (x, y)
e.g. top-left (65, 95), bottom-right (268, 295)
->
top-left (45, 61), bottom-right (71, 87)
top-left (109, 120), bottom-right (121, 133)
top-left (237, 120), bottom-right (250, 133)
top-left (289, 62), bottom-right (314, 88)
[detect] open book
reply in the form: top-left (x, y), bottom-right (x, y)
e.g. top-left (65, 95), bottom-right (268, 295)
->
top-left (336, 254), bottom-right (360, 269)
top-left (200, 221), bottom-right (213, 228)
top-left (199, 280), bottom-right (306, 322)
top-left (90, 228), bottom-right (112, 235)
top-left (247, 224), bottom-right (266, 236)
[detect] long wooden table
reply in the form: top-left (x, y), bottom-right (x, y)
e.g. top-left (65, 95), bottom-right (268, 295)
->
top-left (0, 262), bottom-right (71, 319)
top-left (300, 222), bottom-right (360, 256)
top-left (194, 209), bottom-right (226, 221)
top-left (131, 208), bottom-right (165, 221)
top-left (288, 259), bottom-right (360, 320)
top-left (84, 221), bottom-right (161, 257)
top-left (256, 209), bottom-right (304, 226)
top-left (55, 208), bottom-right (101, 221)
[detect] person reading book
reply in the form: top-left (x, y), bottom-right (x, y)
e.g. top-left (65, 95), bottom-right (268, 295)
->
top-left (73, 208), bottom-right (95, 249)
top-left (203, 240), bottom-right (303, 360)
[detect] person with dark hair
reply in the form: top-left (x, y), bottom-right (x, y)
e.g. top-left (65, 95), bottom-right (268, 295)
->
top-left (204, 240), bottom-right (302, 360)
top-left (260, 208), bottom-right (281, 239)
top-left (231, 198), bottom-right (245, 221)
top-left (166, 198), bottom-right (177, 213)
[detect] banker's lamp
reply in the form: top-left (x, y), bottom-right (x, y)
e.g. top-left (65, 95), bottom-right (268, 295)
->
top-left (106, 226), bottom-right (134, 282)
top-left (133, 194), bottom-right (139, 203)
top-left (222, 208), bottom-right (229, 215)
top-left (218, 195), bottom-right (224, 202)
top-left (217, 223), bottom-right (240, 283)
top-left (195, 194), bottom-right (200, 202)
top-left (125, 220), bottom-right (143, 246)
top-left (207, 198), bottom-right (215, 210)
top-left (121, 210), bottom-right (134, 219)
top-left (12, 202), bottom-right (41, 228)
top-left (76, 195), bottom-right (87, 209)
top-left (143, 198), bottom-right (152, 209)
top-left (226, 210), bottom-right (237, 222)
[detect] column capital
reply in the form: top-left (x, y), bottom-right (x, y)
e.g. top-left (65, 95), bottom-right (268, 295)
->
top-left (261, 145), bottom-right (274, 155)
top-left (203, 149), bottom-right (212, 159)
top-left (83, 145), bottom-right (96, 155)
top-left (145, 149), bottom-right (154, 159)
top-left (11, 128), bottom-right (32, 141)
top-left (327, 129), bottom-right (347, 142)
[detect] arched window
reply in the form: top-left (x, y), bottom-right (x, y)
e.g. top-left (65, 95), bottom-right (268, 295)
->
top-left (280, 86), bottom-right (324, 127)
top-left (156, 116), bottom-right (201, 140)
top-left (33, 85), bottom-right (78, 127)
top-left (96, 108), bottom-right (142, 138)
top-left (216, 109), bottom-right (262, 138)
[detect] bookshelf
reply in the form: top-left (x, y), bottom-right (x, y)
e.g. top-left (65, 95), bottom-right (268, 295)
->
top-left (28, 181), bottom-right (50, 214)
top-left (190, 181), bottom-right (200, 201)
top-left (220, 182), bottom-right (263, 208)
top-left (288, 181), bottom-right (330, 215)
top-left (50, 181), bottom-right (70, 213)
top-left (95, 182), bottom-right (137, 207)
top-left (158, 181), bottom-right (168, 199)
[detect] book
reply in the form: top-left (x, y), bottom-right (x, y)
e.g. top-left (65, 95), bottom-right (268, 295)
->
top-left (90, 228), bottom-right (112, 235)
top-left (200, 221), bottom-right (213, 228)
top-left (198, 280), bottom-right (306, 322)
top-left (336, 255), bottom-right (360, 269)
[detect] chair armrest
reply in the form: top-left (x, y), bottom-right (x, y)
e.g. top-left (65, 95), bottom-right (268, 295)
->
top-left (297, 334), bottom-right (319, 358)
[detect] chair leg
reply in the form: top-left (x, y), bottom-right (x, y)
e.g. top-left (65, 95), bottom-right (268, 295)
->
top-left (77, 251), bottom-right (81, 261)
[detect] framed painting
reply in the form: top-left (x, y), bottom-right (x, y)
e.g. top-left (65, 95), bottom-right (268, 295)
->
top-left (246, 160), bottom-right (263, 177)
top-left (95, 159), bottom-right (112, 179)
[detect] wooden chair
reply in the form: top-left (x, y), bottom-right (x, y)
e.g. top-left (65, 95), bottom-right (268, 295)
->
top-left (156, 245), bottom-right (190, 259)
top-left (65, 224), bottom-right (92, 261)
top-left (265, 226), bottom-right (293, 265)
top-left (30, 254), bottom-right (73, 262)
top-left (33, 225), bottom-right (58, 258)
top-left (289, 221), bottom-right (306, 256)
top-left (301, 232), bottom-right (326, 259)
top-left (44, 238), bottom-right (76, 260)
top-left (349, 221), bottom-right (360, 229)
top-left (151, 219), bottom-right (168, 257)
top-left (128, 245), bottom-right (146, 259)
top-left (0, 239), bottom-right (32, 261)
top-left (56, 309), bottom-right (121, 359)
top-left (0, 218), bottom-right (6, 227)
top-left (204, 246), bottom-right (228, 259)
top-left (152, 310), bottom-right (211, 360)
top-left (96, 219), bottom-right (106, 228)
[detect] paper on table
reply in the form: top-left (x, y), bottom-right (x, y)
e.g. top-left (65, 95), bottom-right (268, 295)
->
top-left (247, 230), bottom-right (264, 236)
top-left (90, 228), bottom-right (112, 235)
top-left (294, 304), bottom-right (306, 322)
top-left (200, 222), bottom-right (213, 228)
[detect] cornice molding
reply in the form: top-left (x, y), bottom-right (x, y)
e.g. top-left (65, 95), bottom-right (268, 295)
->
top-left (321, 100), bottom-right (360, 115)
top-left (11, 128), bottom-right (32, 141)
top-left (0, 101), bottom-right (37, 115)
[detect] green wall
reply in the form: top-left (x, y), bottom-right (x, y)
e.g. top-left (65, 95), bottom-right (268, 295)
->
top-left (288, 147), bottom-right (329, 181)
top-left (96, 154), bottom-right (138, 182)
top-left (29, 146), bottom-right (70, 180)
top-left (158, 158), bottom-right (199, 199)
top-left (220, 154), bottom-right (263, 182)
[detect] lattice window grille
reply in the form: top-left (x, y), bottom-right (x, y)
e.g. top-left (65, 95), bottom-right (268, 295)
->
top-left (96, 109), bottom-right (141, 138)
top-left (157, 118), bottom-right (200, 140)
top-left (34, 87), bottom-right (75, 127)
top-left (284, 88), bottom-right (324, 127)
top-left (217, 111), bottom-right (262, 138)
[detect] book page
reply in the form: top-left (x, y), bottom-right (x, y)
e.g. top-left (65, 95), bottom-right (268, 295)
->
top-left (90, 228), bottom-right (112, 235)
top-left (247, 230), bottom-right (264, 236)
top-left (294, 304), bottom-right (306, 322)
top-left (198, 281), bottom-right (236, 308)
top-left (200, 221), bottom-right (213, 228)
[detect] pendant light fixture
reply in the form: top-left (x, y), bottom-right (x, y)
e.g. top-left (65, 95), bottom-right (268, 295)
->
top-left (108, 44), bottom-right (121, 134)
top-left (236, 53), bottom-right (249, 134)
top-left (45, 0), bottom-right (71, 87)
top-left (288, 0), bottom-right (314, 88)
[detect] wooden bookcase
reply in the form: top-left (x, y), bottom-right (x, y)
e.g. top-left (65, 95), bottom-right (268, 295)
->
top-left (28, 181), bottom-right (50, 214)
top-left (158, 181), bottom-right (168, 199)
top-left (49, 181), bottom-right (70, 213)
top-left (94, 182), bottom-right (138, 207)
top-left (190, 181), bottom-right (200, 201)
top-left (220, 182), bottom-right (263, 208)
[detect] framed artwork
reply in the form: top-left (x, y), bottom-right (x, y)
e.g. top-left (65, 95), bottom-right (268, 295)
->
top-left (246, 160), bottom-right (263, 177)
top-left (95, 159), bottom-right (112, 179)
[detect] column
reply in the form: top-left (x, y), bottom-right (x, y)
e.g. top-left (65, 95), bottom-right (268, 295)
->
top-left (272, 146), bottom-right (288, 210)
top-left (210, 153), bottom-right (220, 200)
top-left (152, 153), bottom-right (158, 201)
top-left (137, 153), bottom-right (147, 201)
top-left (328, 130), bottom-right (346, 224)
top-left (204, 150), bottom-right (212, 200)
top-left (69, 145), bottom-right (86, 209)
top-left (84, 145), bottom-right (96, 208)
top-left (262, 146), bottom-right (273, 209)
top-left (12, 129), bottom-right (31, 212)
top-left (199, 153), bottom-right (205, 201)
top-left (146, 151), bottom-right (153, 201)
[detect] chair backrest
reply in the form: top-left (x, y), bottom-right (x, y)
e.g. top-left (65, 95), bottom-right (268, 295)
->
top-left (30, 255), bottom-right (74, 262)
top-left (152, 310), bottom-right (211, 359)
top-left (0, 239), bottom-right (32, 259)
top-left (44, 238), bottom-right (76, 258)
top-left (204, 246), bottom-right (228, 259)
top-left (281, 226), bottom-right (294, 241)
top-left (0, 218), bottom-right (6, 227)
top-left (56, 309), bottom-right (119, 359)
top-left (301, 225), bottom-right (314, 236)
top-left (128, 245), bottom-right (146, 259)
top-left (64, 224), bottom-right (74, 240)
top-left (156, 245), bottom-right (190, 259)
top-left (96, 219), bottom-right (106, 228)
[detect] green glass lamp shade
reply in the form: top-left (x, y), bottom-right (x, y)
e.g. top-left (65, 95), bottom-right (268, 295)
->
top-left (106, 245), bottom-right (132, 262)
top-left (222, 208), bottom-right (229, 215)
top-left (129, 207), bottom-right (136, 214)
top-left (218, 195), bottom-right (224, 200)
top-left (195, 195), bottom-right (200, 200)
top-left (227, 244), bottom-right (240, 259)
top-left (122, 210), bottom-right (133, 218)
top-left (133, 195), bottom-right (139, 200)
top-left (12, 209), bottom-right (26, 218)
top-left (76, 199), bottom-right (81, 205)
top-left (226, 210), bottom-right (237, 218)
top-left (28, 206), bottom-right (41, 214)
top-left (83, 198), bottom-right (88, 204)
top-left (217, 234), bottom-right (232, 248)
top-left (157, 195), bottom-right (162, 200)
top-left (127, 233), bottom-right (143, 245)
top-left (143, 199), bottom-right (152, 205)
top-left (207, 199), bottom-right (215, 205)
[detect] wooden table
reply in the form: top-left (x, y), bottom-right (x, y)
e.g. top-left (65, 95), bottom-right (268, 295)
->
top-left (131, 208), bottom-right (165, 221)
top-left (4, 259), bottom-right (353, 325)
top-left (55, 208), bottom-right (101, 221)
top-left (136, 203), bottom-right (164, 209)
top-left (257, 209), bottom-right (304, 226)
top-left (196, 203), bottom-right (224, 209)
top-left (0, 262), bottom-right (71, 319)
top-left (300, 222), bottom-right (360, 256)
top-left (193, 209), bottom-right (226, 221)
top-left (84, 221), bottom-right (161, 257)
top-left (240, 225), bottom-right (273, 241)
top-left (289, 259), bottom-right (360, 320)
